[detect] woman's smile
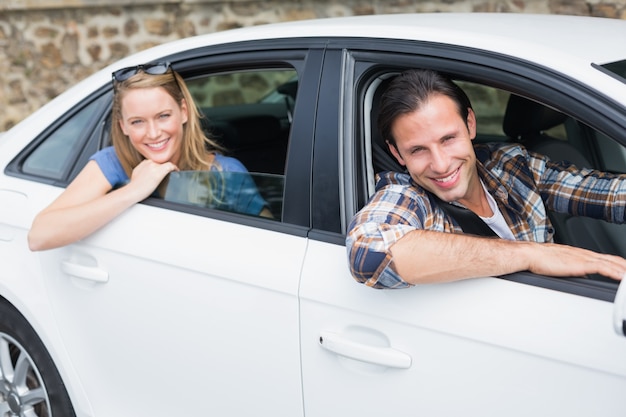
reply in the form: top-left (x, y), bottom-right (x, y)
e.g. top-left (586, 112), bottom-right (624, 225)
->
top-left (145, 138), bottom-right (170, 151)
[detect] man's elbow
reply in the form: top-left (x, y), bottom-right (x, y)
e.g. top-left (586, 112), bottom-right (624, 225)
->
top-left (347, 247), bottom-right (409, 289)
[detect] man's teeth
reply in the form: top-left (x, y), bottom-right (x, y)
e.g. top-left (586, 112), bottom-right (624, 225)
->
top-left (434, 169), bottom-right (457, 183)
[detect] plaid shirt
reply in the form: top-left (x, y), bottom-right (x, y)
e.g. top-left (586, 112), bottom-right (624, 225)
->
top-left (346, 143), bottom-right (626, 289)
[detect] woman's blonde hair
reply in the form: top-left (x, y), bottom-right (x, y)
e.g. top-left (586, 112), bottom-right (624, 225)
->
top-left (111, 68), bottom-right (223, 177)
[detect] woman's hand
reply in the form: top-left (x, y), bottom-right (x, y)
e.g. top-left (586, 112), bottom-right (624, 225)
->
top-left (127, 159), bottom-right (179, 200)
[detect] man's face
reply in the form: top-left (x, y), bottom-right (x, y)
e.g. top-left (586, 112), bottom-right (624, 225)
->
top-left (388, 94), bottom-right (480, 206)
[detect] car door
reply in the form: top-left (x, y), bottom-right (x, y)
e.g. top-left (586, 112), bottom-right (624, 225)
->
top-left (299, 44), bottom-right (626, 417)
top-left (23, 46), bottom-right (324, 417)
top-left (301, 253), bottom-right (626, 417)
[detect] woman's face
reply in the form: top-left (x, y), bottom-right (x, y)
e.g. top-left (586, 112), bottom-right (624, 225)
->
top-left (118, 87), bottom-right (188, 165)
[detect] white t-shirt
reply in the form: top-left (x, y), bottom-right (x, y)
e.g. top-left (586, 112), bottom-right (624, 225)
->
top-left (478, 181), bottom-right (516, 240)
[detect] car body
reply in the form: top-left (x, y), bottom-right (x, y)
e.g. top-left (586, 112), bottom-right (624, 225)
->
top-left (1, 12), bottom-right (626, 417)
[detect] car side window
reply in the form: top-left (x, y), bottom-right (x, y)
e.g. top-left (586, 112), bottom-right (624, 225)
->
top-left (457, 81), bottom-right (568, 144)
top-left (167, 68), bottom-right (297, 221)
top-left (163, 170), bottom-right (283, 219)
top-left (457, 81), bottom-right (620, 174)
top-left (593, 131), bottom-right (626, 174)
top-left (365, 74), bottom-right (626, 271)
top-left (366, 75), bottom-right (623, 184)
top-left (21, 95), bottom-right (109, 181)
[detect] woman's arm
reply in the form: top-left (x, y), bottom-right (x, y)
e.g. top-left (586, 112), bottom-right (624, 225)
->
top-left (28, 159), bottom-right (176, 251)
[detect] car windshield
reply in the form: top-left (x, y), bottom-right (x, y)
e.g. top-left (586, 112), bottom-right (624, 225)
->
top-left (598, 59), bottom-right (626, 83)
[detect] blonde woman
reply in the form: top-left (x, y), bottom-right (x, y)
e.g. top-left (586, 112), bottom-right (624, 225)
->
top-left (29, 62), bottom-right (270, 251)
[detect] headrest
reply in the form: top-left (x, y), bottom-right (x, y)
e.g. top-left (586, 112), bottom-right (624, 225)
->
top-left (370, 77), bottom-right (405, 173)
top-left (503, 94), bottom-right (567, 139)
top-left (228, 116), bottom-right (281, 147)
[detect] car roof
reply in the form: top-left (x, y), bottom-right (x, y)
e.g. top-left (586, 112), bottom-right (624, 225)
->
top-left (135, 13), bottom-right (625, 64)
top-left (273, 13), bottom-right (624, 62)
top-left (9, 13), bottom-right (626, 142)
top-left (98, 13), bottom-right (626, 90)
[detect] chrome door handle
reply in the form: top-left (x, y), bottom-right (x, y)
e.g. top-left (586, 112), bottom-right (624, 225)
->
top-left (61, 260), bottom-right (109, 283)
top-left (319, 331), bottom-right (412, 369)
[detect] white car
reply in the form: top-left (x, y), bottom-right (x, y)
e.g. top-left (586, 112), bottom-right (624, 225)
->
top-left (1, 13), bottom-right (625, 417)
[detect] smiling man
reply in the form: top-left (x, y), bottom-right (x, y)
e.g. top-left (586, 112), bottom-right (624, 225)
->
top-left (346, 69), bottom-right (626, 288)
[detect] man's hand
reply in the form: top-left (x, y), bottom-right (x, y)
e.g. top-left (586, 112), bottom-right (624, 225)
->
top-left (525, 242), bottom-right (626, 282)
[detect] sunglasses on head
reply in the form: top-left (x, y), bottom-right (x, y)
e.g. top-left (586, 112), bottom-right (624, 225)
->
top-left (112, 61), bottom-right (173, 83)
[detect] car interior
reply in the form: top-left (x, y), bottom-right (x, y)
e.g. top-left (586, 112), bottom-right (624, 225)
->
top-left (192, 105), bottom-right (290, 219)
top-left (193, 85), bottom-right (295, 219)
top-left (34, 68), bottom-right (297, 221)
top-left (199, 104), bottom-right (290, 176)
top-left (366, 73), bottom-right (626, 279)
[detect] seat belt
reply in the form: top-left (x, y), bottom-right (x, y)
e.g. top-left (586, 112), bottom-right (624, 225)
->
top-left (434, 197), bottom-right (498, 238)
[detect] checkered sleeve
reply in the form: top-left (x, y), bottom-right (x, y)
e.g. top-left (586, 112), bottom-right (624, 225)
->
top-left (346, 173), bottom-right (430, 289)
top-left (529, 152), bottom-right (626, 223)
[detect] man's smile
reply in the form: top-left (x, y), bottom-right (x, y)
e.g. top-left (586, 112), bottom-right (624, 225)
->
top-left (431, 166), bottom-right (460, 188)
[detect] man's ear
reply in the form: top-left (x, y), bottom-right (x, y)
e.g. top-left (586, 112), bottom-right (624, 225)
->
top-left (467, 108), bottom-right (477, 141)
top-left (387, 141), bottom-right (406, 167)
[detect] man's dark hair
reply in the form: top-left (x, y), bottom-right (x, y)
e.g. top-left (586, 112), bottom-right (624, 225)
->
top-left (378, 69), bottom-right (473, 147)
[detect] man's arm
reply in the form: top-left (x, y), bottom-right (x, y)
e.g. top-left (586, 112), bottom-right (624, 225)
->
top-left (390, 229), bottom-right (626, 284)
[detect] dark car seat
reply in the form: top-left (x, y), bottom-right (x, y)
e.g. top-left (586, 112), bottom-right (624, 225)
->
top-left (202, 114), bottom-right (287, 175)
top-left (503, 94), bottom-right (591, 168)
top-left (370, 77), bottom-right (405, 175)
top-left (503, 94), bottom-right (588, 245)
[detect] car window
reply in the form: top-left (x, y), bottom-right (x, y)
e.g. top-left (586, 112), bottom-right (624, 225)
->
top-left (456, 81), bottom-right (566, 142)
top-left (164, 170), bottom-right (284, 219)
top-left (188, 70), bottom-right (296, 108)
top-left (365, 75), bottom-right (620, 187)
top-left (10, 66), bottom-right (299, 224)
top-left (21, 95), bottom-right (108, 180)
top-left (456, 81), bottom-right (623, 176)
top-left (595, 130), bottom-right (626, 173)
top-left (179, 68), bottom-right (297, 221)
top-left (363, 73), bottom-right (626, 274)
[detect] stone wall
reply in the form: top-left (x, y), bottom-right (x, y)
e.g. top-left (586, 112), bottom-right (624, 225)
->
top-left (1, 0), bottom-right (625, 130)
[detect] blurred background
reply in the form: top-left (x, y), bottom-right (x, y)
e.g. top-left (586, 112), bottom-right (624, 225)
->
top-left (1, 0), bottom-right (625, 131)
